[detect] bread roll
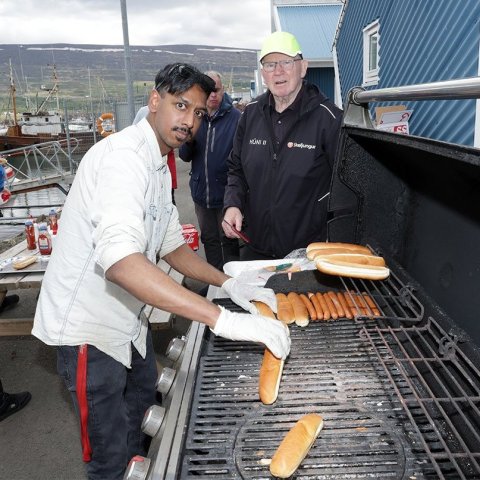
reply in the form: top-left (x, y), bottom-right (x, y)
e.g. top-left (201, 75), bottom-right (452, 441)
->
top-left (315, 255), bottom-right (390, 280)
top-left (259, 348), bottom-right (284, 405)
top-left (276, 293), bottom-right (295, 324)
top-left (270, 413), bottom-right (324, 478)
top-left (254, 300), bottom-right (276, 319)
top-left (307, 246), bottom-right (372, 261)
top-left (306, 242), bottom-right (371, 254)
top-left (12, 256), bottom-right (37, 270)
top-left (287, 292), bottom-right (309, 327)
top-left (253, 301), bottom-right (284, 405)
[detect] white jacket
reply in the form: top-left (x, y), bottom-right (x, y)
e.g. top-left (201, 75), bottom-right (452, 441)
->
top-left (32, 118), bottom-right (185, 367)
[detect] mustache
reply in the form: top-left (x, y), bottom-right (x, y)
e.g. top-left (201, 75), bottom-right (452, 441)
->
top-left (172, 126), bottom-right (192, 136)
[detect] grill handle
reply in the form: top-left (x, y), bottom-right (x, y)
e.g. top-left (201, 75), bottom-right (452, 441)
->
top-left (350, 76), bottom-right (480, 105)
top-left (344, 76), bottom-right (480, 128)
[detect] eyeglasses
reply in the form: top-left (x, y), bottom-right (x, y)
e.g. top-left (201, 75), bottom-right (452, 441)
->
top-left (261, 58), bottom-right (302, 73)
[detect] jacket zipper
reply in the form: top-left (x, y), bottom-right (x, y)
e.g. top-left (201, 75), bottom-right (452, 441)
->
top-left (204, 121), bottom-right (211, 208)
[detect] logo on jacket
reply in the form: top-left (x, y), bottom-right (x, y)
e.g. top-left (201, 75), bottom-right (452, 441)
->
top-left (249, 137), bottom-right (267, 146)
top-left (287, 141), bottom-right (316, 150)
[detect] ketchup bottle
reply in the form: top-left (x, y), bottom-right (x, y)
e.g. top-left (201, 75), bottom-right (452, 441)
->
top-left (25, 220), bottom-right (36, 250)
top-left (49, 209), bottom-right (58, 235)
top-left (38, 223), bottom-right (52, 255)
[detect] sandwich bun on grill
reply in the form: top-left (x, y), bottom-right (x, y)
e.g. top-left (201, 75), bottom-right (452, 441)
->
top-left (276, 293), bottom-right (295, 324)
top-left (306, 242), bottom-right (372, 260)
top-left (315, 253), bottom-right (390, 280)
top-left (287, 292), bottom-right (309, 327)
top-left (270, 413), bottom-right (324, 478)
top-left (254, 301), bottom-right (285, 405)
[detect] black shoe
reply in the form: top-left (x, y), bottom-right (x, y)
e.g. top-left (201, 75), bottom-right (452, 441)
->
top-left (0, 391), bottom-right (32, 422)
top-left (0, 294), bottom-right (19, 313)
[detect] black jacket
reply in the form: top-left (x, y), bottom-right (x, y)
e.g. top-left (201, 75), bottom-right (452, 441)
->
top-left (224, 83), bottom-right (343, 258)
top-left (179, 93), bottom-right (241, 209)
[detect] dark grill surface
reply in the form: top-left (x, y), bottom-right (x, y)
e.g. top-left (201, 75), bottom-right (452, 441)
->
top-left (178, 297), bottom-right (480, 479)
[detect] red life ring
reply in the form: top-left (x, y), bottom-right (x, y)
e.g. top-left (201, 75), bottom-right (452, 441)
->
top-left (96, 112), bottom-right (115, 137)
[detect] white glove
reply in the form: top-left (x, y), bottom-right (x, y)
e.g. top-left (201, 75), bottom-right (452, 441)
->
top-left (222, 277), bottom-right (277, 314)
top-left (211, 306), bottom-right (291, 359)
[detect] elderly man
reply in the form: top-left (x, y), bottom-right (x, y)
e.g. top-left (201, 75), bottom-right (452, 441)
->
top-left (33, 63), bottom-right (290, 480)
top-left (180, 71), bottom-right (241, 270)
top-left (223, 31), bottom-right (343, 260)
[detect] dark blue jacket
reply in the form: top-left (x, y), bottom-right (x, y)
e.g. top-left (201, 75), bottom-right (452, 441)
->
top-left (179, 93), bottom-right (241, 209)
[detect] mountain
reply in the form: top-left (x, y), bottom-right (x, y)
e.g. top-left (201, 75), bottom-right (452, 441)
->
top-left (0, 43), bottom-right (259, 110)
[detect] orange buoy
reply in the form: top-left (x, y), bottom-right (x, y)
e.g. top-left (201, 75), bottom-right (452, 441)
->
top-left (96, 112), bottom-right (115, 137)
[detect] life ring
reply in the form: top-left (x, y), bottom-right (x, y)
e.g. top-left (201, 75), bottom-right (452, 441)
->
top-left (96, 112), bottom-right (115, 137)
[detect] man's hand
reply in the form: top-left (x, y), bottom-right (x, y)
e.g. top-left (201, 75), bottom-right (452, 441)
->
top-left (222, 207), bottom-right (243, 238)
top-left (211, 307), bottom-right (291, 359)
top-left (222, 278), bottom-right (277, 314)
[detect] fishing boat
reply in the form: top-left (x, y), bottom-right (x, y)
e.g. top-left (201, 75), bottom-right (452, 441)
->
top-left (0, 62), bottom-right (99, 154)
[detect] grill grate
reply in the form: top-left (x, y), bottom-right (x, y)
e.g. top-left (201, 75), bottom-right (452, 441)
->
top-left (179, 300), bottom-right (448, 479)
top-left (361, 317), bottom-right (480, 479)
top-left (264, 267), bottom-right (424, 325)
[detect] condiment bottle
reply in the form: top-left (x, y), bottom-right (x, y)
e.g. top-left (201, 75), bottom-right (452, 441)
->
top-left (25, 220), bottom-right (36, 250)
top-left (38, 223), bottom-right (52, 255)
top-left (49, 209), bottom-right (58, 235)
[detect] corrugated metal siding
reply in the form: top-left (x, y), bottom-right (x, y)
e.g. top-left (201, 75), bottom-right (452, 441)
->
top-left (306, 68), bottom-right (335, 100)
top-left (336, 0), bottom-right (480, 146)
top-left (277, 4), bottom-right (342, 59)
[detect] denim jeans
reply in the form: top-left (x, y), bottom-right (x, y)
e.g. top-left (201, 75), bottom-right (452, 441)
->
top-left (56, 330), bottom-right (158, 480)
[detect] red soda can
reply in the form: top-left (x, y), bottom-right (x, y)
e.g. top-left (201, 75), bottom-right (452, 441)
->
top-left (181, 224), bottom-right (199, 251)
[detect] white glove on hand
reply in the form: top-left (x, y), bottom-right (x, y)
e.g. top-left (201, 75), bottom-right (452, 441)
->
top-left (211, 306), bottom-right (291, 359)
top-left (222, 277), bottom-right (277, 314)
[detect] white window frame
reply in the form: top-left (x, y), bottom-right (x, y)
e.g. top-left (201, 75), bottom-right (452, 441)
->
top-left (363, 20), bottom-right (380, 86)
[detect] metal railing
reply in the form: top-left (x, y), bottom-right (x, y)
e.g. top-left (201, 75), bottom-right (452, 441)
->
top-left (0, 138), bottom-right (80, 190)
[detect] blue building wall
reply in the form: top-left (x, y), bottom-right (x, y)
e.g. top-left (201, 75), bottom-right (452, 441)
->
top-left (336, 0), bottom-right (480, 146)
top-left (306, 68), bottom-right (335, 101)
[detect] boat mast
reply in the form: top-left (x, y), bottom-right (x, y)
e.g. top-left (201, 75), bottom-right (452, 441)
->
top-left (36, 64), bottom-right (59, 114)
top-left (9, 59), bottom-right (18, 127)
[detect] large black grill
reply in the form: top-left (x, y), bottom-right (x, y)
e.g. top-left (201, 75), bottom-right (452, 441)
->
top-left (178, 290), bottom-right (480, 478)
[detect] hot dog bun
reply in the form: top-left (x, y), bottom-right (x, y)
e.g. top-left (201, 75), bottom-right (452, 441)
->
top-left (306, 242), bottom-right (371, 256)
top-left (315, 255), bottom-right (390, 280)
top-left (254, 301), bottom-right (284, 405)
top-left (270, 413), bottom-right (324, 478)
top-left (287, 292), bottom-right (309, 327)
top-left (276, 293), bottom-right (295, 324)
top-left (12, 256), bottom-right (37, 270)
top-left (259, 349), bottom-right (284, 405)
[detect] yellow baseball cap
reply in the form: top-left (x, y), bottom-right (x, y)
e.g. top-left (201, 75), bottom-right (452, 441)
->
top-left (260, 31), bottom-right (303, 61)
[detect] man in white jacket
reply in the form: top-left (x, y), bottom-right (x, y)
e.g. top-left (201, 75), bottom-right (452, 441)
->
top-left (32, 63), bottom-right (290, 480)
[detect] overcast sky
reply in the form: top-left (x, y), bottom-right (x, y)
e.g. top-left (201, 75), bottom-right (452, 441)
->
top-left (0, 0), bottom-right (272, 50)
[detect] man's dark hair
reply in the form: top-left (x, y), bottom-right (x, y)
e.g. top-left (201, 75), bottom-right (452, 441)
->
top-left (154, 63), bottom-right (215, 97)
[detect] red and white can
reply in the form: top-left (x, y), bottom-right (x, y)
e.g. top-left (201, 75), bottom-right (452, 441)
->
top-left (181, 224), bottom-right (199, 251)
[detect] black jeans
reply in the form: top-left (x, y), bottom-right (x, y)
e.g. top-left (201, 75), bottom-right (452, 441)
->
top-left (194, 203), bottom-right (239, 270)
top-left (56, 330), bottom-right (158, 480)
